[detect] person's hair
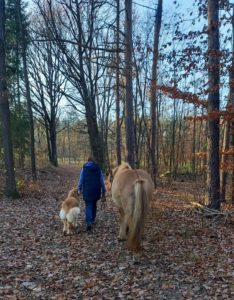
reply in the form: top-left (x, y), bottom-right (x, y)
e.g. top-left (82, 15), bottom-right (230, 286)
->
top-left (87, 156), bottom-right (96, 162)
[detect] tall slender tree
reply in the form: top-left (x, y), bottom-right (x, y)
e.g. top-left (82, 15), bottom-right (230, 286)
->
top-left (124, 0), bottom-right (135, 167)
top-left (0, 0), bottom-right (18, 197)
top-left (116, 0), bottom-right (121, 166)
top-left (230, 5), bottom-right (234, 204)
top-left (16, 0), bottom-right (37, 179)
top-left (207, 0), bottom-right (220, 209)
top-left (5, 0), bottom-right (30, 169)
top-left (150, 0), bottom-right (163, 187)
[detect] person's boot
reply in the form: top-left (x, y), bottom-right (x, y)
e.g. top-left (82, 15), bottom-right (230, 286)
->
top-left (86, 224), bottom-right (92, 232)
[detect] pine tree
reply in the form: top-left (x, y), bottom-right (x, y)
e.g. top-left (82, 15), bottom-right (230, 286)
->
top-left (16, 0), bottom-right (37, 179)
top-left (0, 0), bottom-right (18, 197)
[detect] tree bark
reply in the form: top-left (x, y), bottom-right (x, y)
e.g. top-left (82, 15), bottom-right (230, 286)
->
top-left (207, 0), bottom-right (220, 209)
top-left (150, 0), bottom-right (163, 187)
top-left (45, 124), bottom-right (52, 162)
top-left (85, 99), bottom-right (104, 168)
top-left (50, 122), bottom-right (58, 166)
top-left (230, 6), bottom-right (234, 205)
top-left (0, 0), bottom-right (18, 197)
top-left (116, 0), bottom-right (121, 166)
top-left (124, 0), bottom-right (135, 168)
top-left (192, 106), bottom-right (197, 177)
top-left (220, 117), bottom-right (230, 202)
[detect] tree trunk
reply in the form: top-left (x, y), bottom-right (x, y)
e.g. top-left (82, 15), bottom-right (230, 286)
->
top-left (0, 0), bottom-right (18, 197)
top-left (76, 4), bottom-right (105, 170)
top-left (220, 118), bottom-right (230, 202)
top-left (207, 0), bottom-right (220, 209)
top-left (230, 6), bottom-right (234, 205)
top-left (67, 119), bottom-right (71, 164)
top-left (150, 0), bottom-right (163, 187)
top-left (45, 125), bottom-right (52, 163)
top-left (116, 0), bottom-right (121, 166)
top-left (16, 0), bottom-right (37, 180)
top-left (86, 101), bottom-right (104, 169)
top-left (50, 122), bottom-right (58, 167)
top-left (192, 106), bottom-right (197, 177)
top-left (124, 0), bottom-right (135, 168)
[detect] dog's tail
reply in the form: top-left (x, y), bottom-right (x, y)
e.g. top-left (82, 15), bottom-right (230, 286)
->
top-left (66, 207), bottom-right (81, 225)
top-left (59, 208), bottom-right (66, 220)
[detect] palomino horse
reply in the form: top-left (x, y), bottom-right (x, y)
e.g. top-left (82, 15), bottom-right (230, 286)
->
top-left (108, 163), bottom-right (154, 252)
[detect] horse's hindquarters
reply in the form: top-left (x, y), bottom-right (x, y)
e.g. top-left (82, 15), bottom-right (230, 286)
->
top-left (111, 165), bottom-right (153, 252)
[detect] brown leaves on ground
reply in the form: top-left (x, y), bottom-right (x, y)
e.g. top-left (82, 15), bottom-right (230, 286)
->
top-left (0, 166), bottom-right (234, 299)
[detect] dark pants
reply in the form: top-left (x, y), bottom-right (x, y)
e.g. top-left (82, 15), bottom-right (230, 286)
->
top-left (85, 200), bottom-right (98, 225)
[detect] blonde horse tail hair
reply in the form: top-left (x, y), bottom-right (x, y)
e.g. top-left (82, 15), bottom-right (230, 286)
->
top-left (127, 179), bottom-right (149, 252)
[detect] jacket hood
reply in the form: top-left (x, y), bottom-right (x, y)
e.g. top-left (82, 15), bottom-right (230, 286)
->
top-left (84, 161), bottom-right (96, 167)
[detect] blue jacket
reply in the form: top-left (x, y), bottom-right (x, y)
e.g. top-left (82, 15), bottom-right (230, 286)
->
top-left (78, 161), bottom-right (106, 202)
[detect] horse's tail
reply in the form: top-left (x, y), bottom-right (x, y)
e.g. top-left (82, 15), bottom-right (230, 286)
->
top-left (127, 179), bottom-right (149, 252)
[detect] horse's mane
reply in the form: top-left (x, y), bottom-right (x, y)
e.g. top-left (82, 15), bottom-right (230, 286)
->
top-left (109, 162), bottom-right (132, 184)
top-left (118, 162), bottom-right (132, 172)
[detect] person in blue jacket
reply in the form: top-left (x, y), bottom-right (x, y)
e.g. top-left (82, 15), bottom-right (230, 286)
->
top-left (78, 156), bottom-right (106, 231)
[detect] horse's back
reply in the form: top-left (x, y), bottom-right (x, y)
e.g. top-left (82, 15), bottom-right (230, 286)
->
top-left (112, 168), bottom-right (153, 205)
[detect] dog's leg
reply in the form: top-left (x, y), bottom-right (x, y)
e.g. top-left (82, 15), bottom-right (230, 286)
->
top-left (67, 222), bottom-right (71, 235)
top-left (65, 220), bottom-right (70, 235)
top-left (62, 220), bottom-right (67, 235)
top-left (75, 216), bottom-right (78, 227)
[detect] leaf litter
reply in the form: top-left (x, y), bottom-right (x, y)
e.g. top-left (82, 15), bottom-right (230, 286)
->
top-left (0, 166), bottom-right (234, 299)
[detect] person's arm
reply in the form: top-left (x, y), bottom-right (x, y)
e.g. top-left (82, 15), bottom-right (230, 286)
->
top-left (78, 169), bottom-right (84, 193)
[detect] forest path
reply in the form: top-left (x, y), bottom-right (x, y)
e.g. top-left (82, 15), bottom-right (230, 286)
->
top-left (0, 165), bottom-right (234, 299)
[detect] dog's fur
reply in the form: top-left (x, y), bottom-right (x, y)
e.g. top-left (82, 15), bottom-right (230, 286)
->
top-left (108, 163), bottom-right (153, 252)
top-left (59, 187), bottom-right (81, 235)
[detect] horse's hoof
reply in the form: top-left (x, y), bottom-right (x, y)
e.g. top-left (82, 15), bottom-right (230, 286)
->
top-left (118, 237), bottom-right (127, 242)
top-left (132, 253), bottom-right (141, 264)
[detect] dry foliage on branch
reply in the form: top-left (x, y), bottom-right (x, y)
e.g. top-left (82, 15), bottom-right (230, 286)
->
top-left (185, 111), bottom-right (234, 122)
top-left (157, 85), bottom-right (207, 108)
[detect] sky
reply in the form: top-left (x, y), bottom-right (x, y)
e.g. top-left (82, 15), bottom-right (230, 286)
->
top-left (134, 0), bottom-right (195, 16)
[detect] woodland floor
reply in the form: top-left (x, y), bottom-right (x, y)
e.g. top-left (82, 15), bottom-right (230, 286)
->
top-left (0, 166), bottom-right (234, 300)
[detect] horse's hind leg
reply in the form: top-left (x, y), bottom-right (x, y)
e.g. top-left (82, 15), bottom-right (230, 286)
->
top-left (118, 208), bottom-right (127, 241)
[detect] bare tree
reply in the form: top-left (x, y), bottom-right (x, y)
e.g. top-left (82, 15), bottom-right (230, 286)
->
top-left (116, 0), bottom-right (121, 166)
top-left (150, 0), bottom-right (163, 187)
top-left (0, 0), bottom-right (18, 197)
top-left (35, 0), bottom-right (115, 169)
top-left (29, 34), bottom-right (65, 167)
top-left (207, 0), bottom-right (220, 209)
top-left (124, 0), bottom-right (135, 167)
top-left (230, 5), bottom-right (234, 204)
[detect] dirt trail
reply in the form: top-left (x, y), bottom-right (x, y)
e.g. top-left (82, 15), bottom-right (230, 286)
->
top-left (0, 166), bottom-right (234, 299)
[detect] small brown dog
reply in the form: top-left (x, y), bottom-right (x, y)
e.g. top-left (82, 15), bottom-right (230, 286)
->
top-left (59, 188), bottom-right (81, 235)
